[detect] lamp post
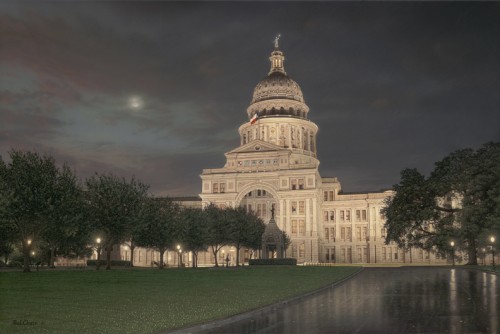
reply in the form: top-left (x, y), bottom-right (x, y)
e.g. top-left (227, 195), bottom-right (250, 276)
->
top-left (482, 248), bottom-right (486, 265)
top-left (177, 244), bottom-right (182, 268)
top-left (490, 236), bottom-right (496, 270)
top-left (450, 241), bottom-right (455, 266)
top-left (96, 237), bottom-right (102, 270)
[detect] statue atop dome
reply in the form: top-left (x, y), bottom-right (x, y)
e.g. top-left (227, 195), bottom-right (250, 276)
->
top-left (274, 34), bottom-right (281, 49)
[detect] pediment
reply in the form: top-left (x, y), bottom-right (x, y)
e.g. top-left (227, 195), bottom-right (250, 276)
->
top-left (226, 140), bottom-right (288, 155)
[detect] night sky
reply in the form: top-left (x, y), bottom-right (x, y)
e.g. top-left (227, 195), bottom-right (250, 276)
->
top-left (1, 2), bottom-right (499, 196)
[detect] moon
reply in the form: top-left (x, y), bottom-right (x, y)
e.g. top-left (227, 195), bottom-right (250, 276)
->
top-left (128, 96), bottom-right (143, 110)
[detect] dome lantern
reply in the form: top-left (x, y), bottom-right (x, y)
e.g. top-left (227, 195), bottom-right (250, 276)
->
top-left (269, 34), bottom-right (286, 75)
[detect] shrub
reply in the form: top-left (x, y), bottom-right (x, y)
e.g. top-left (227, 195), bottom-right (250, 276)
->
top-left (249, 258), bottom-right (297, 266)
top-left (86, 260), bottom-right (131, 267)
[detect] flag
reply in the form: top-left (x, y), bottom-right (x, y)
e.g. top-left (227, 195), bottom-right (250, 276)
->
top-left (250, 112), bottom-right (259, 124)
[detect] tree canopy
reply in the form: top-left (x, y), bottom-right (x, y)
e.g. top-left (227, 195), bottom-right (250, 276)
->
top-left (383, 142), bottom-right (500, 264)
top-left (0, 150), bottom-right (87, 272)
top-left (85, 173), bottom-right (149, 270)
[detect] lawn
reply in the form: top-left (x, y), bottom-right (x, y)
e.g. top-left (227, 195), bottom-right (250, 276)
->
top-left (0, 266), bottom-right (360, 334)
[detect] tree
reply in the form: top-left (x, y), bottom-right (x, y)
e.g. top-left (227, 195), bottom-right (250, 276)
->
top-left (179, 207), bottom-right (208, 268)
top-left (0, 150), bottom-right (83, 272)
top-left (383, 142), bottom-right (500, 264)
top-left (282, 231), bottom-right (292, 257)
top-left (41, 165), bottom-right (88, 268)
top-left (236, 209), bottom-right (265, 265)
top-left (85, 173), bottom-right (149, 270)
top-left (205, 204), bottom-right (230, 267)
top-left (135, 197), bottom-right (178, 269)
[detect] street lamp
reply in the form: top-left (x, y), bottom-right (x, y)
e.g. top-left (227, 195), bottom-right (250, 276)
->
top-left (96, 237), bottom-right (102, 270)
top-left (450, 241), bottom-right (455, 266)
top-left (177, 245), bottom-right (182, 268)
top-left (490, 236), bottom-right (496, 270)
top-left (482, 248), bottom-right (486, 265)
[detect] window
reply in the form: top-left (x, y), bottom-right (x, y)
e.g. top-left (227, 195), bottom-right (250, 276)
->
top-left (298, 201), bottom-right (305, 215)
top-left (291, 201), bottom-right (297, 214)
top-left (298, 179), bottom-right (304, 190)
top-left (299, 243), bottom-right (305, 258)
top-left (299, 220), bottom-right (306, 236)
top-left (362, 210), bottom-right (367, 222)
top-left (292, 244), bottom-right (297, 257)
top-left (257, 189), bottom-right (262, 196)
top-left (323, 211), bottom-right (329, 222)
top-left (340, 210), bottom-right (345, 222)
top-left (325, 228), bottom-right (329, 240)
top-left (346, 210), bottom-right (351, 222)
top-left (323, 190), bottom-right (334, 201)
top-left (362, 226), bottom-right (368, 241)
top-left (213, 183), bottom-right (219, 193)
top-left (220, 183), bottom-right (225, 193)
top-left (381, 228), bottom-right (387, 237)
top-left (291, 179), bottom-right (297, 190)
top-left (291, 220), bottom-right (298, 235)
top-left (356, 226), bottom-right (362, 241)
top-left (329, 211), bottom-right (335, 222)
top-left (341, 227), bottom-right (351, 241)
top-left (330, 228), bottom-right (335, 241)
top-left (356, 210), bottom-right (361, 222)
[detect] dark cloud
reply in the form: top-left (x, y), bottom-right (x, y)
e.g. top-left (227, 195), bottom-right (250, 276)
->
top-left (0, 1), bottom-right (499, 196)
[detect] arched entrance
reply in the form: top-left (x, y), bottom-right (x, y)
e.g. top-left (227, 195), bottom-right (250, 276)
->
top-left (238, 188), bottom-right (278, 224)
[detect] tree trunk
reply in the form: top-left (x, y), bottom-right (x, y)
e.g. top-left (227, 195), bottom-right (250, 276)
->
top-left (159, 248), bottom-right (165, 269)
top-left (212, 245), bottom-right (219, 267)
top-left (236, 244), bottom-right (241, 266)
top-left (467, 238), bottom-right (478, 265)
top-left (49, 247), bottom-right (56, 268)
top-left (130, 245), bottom-right (135, 267)
top-left (192, 252), bottom-right (197, 268)
top-left (96, 246), bottom-right (102, 270)
top-left (105, 245), bottom-right (112, 270)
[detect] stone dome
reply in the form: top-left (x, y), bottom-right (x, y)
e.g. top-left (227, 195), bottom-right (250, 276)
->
top-left (246, 47), bottom-right (310, 119)
top-left (251, 72), bottom-right (305, 104)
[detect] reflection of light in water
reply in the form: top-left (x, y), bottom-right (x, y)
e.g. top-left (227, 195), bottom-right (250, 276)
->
top-left (490, 274), bottom-right (497, 333)
top-left (449, 269), bottom-right (457, 312)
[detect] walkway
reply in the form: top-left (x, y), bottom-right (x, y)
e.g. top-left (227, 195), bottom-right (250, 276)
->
top-left (171, 267), bottom-right (499, 333)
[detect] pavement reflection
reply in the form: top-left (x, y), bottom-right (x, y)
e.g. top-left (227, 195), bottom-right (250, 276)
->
top-left (172, 267), bottom-right (499, 334)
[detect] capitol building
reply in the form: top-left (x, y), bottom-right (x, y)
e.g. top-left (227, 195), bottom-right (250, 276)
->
top-left (107, 41), bottom-right (449, 267)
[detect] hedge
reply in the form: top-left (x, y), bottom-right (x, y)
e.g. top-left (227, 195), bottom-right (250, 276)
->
top-left (248, 258), bottom-right (297, 266)
top-left (86, 260), bottom-right (131, 267)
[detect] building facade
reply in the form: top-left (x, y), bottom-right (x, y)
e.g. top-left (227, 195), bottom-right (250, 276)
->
top-left (198, 43), bottom-right (448, 265)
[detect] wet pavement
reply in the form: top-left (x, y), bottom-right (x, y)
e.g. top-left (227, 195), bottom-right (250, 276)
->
top-left (172, 267), bottom-right (499, 334)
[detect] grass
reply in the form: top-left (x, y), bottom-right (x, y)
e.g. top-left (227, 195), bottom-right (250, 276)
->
top-left (0, 266), bottom-right (360, 334)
